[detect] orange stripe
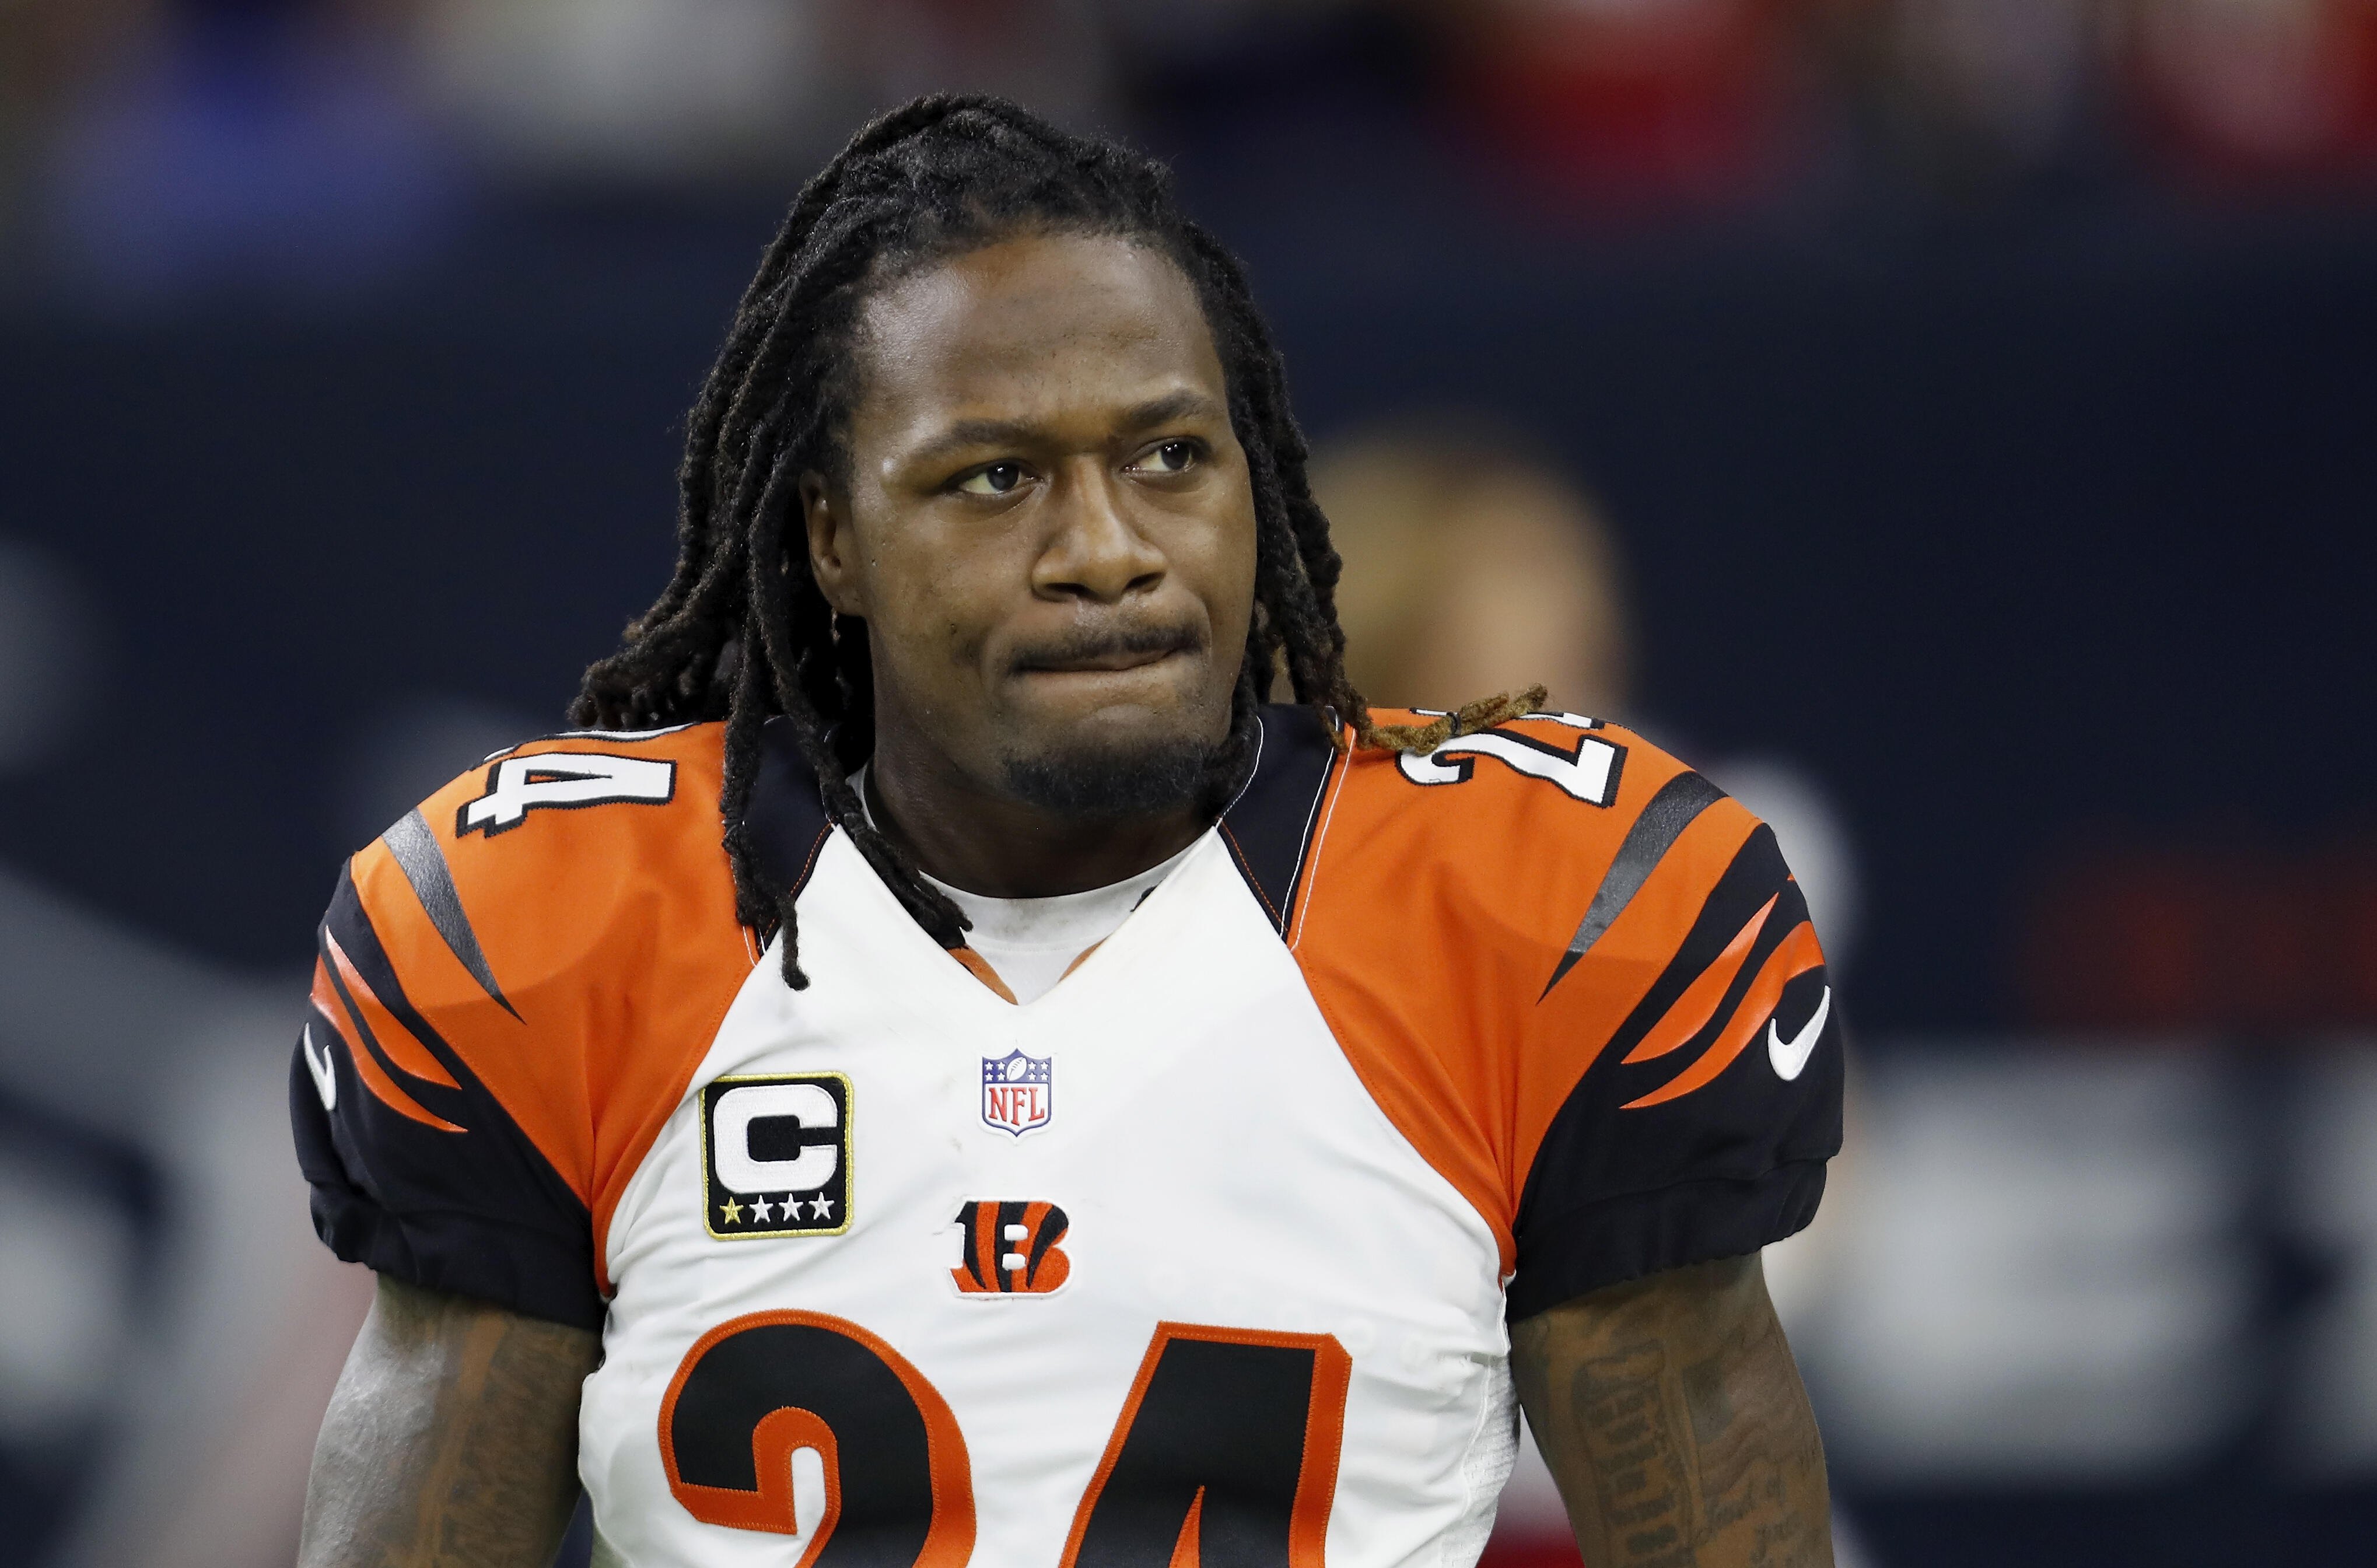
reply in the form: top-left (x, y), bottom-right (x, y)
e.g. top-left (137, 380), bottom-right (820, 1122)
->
top-left (1025, 1201), bottom-right (1072, 1292)
top-left (1624, 922), bottom-right (1825, 1110)
top-left (975, 1205), bottom-right (1002, 1294)
top-left (1289, 1331), bottom-right (1351, 1567)
top-left (324, 931), bottom-right (460, 1089)
top-left (657, 1309), bottom-right (973, 1562)
top-left (1168, 1487), bottom-right (1203, 1568)
top-left (313, 953), bottom-right (462, 1133)
top-left (1060, 1324), bottom-right (1347, 1568)
top-left (950, 947), bottom-right (1018, 1004)
top-left (1621, 894), bottom-right (1775, 1065)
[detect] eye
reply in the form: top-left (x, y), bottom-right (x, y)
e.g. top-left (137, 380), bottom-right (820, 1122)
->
top-left (1135, 440), bottom-right (1200, 475)
top-left (955, 461), bottom-right (1027, 497)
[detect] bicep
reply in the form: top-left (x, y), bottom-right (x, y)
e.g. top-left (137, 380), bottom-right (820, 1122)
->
top-left (300, 1275), bottom-right (600, 1568)
top-left (1510, 1254), bottom-right (1832, 1568)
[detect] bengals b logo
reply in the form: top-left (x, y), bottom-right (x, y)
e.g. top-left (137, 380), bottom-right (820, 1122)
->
top-left (951, 1200), bottom-right (1070, 1296)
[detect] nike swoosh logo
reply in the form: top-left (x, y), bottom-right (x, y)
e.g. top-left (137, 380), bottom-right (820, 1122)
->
top-left (302, 1023), bottom-right (338, 1111)
top-left (1767, 986), bottom-right (1830, 1082)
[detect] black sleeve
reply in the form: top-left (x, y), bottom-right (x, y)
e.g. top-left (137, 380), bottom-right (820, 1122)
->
top-left (1507, 824), bottom-right (1846, 1321)
top-left (290, 868), bottom-right (604, 1330)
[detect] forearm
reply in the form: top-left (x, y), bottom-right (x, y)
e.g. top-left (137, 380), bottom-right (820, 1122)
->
top-left (1511, 1255), bottom-right (1832, 1568)
top-left (300, 1277), bottom-right (600, 1568)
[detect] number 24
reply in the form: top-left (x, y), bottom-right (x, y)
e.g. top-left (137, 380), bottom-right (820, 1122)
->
top-left (660, 1311), bottom-right (1350, 1567)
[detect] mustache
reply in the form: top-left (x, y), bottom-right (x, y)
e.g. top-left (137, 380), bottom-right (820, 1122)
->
top-left (1007, 621), bottom-right (1205, 673)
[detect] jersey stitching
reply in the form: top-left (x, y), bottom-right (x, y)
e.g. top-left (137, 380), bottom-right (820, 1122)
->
top-left (792, 821), bottom-right (834, 897)
top-left (1214, 707), bottom-right (1270, 816)
top-left (1216, 820), bottom-right (1284, 928)
top-left (1285, 751), bottom-right (1354, 951)
top-left (1270, 739), bottom-right (1341, 935)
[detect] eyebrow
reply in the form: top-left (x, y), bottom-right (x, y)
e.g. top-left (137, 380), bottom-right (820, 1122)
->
top-left (903, 389), bottom-right (1227, 469)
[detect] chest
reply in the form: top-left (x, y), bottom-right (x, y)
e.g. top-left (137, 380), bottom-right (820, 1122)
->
top-left (582, 838), bottom-right (1514, 1566)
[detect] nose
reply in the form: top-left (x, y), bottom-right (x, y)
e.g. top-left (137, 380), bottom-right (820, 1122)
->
top-left (1032, 458), bottom-right (1166, 604)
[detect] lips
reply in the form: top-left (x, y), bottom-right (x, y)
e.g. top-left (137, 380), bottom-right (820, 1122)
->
top-left (1010, 626), bottom-right (1201, 676)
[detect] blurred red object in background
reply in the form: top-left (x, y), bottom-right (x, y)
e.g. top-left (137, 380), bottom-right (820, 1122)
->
top-left (2118, 0), bottom-right (2377, 185)
top-left (2021, 827), bottom-right (2377, 1031)
top-left (1480, 1536), bottom-right (1585, 1568)
top-left (1441, 0), bottom-right (1815, 210)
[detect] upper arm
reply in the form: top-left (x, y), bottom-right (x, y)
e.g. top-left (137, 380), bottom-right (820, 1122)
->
top-left (300, 1276), bottom-right (600, 1568)
top-left (1510, 1255), bottom-right (1832, 1568)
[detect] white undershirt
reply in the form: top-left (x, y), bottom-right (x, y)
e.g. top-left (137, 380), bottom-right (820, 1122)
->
top-left (853, 767), bottom-right (1197, 1005)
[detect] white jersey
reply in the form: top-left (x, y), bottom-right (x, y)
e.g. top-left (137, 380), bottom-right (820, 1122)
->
top-left (293, 705), bottom-right (1842, 1567)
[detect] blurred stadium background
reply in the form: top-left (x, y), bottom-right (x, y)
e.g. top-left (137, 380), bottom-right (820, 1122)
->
top-left (1, 2), bottom-right (2374, 1564)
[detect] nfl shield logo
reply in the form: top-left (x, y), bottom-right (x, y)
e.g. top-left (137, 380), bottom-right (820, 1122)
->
top-left (981, 1049), bottom-right (1053, 1138)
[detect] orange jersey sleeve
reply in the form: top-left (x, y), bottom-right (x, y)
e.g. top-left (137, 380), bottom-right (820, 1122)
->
top-left (290, 723), bottom-right (759, 1326)
top-left (1275, 708), bottom-right (1842, 1320)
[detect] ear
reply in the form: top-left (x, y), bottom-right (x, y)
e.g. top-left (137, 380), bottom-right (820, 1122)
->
top-left (803, 471), bottom-right (865, 616)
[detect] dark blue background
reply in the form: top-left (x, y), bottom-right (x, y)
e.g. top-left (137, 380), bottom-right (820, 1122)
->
top-left (3, 200), bottom-right (2369, 1033)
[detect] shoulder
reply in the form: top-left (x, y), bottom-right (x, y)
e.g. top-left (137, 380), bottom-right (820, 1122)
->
top-left (298, 721), bottom-right (752, 1321)
top-left (432, 720), bottom-right (726, 852)
top-left (339, 720), bottom-right (748, 1015)
top-left (1274, 708), bottom-right (1838, 1308)
top-left (1295, 708), bottom-right (1773, 963)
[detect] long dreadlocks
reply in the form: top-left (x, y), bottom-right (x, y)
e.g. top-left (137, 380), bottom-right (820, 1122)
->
top-left (570, 94), bottom-right (1540, 988)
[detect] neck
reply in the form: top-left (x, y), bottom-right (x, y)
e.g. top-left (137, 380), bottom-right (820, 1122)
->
top-left (863, 726), bottom-right (1212, 900)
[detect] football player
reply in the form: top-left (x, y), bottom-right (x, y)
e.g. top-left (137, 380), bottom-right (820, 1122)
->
top-left (293, 96), bottom-right (1843, 1568)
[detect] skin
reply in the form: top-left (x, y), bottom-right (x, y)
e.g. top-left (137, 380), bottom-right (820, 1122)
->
top-left (1512, 1256), bottom-right (1835, 1568)
top-left (297, 232), bottom-right (1835, 1564)
top-left (803, 231), bottom-right (1258, 897)
top-left (298, 1277), bottom-right (597, 1568)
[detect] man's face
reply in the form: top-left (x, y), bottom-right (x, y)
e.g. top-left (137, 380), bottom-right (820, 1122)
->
top-left (805, 232), bottom-right (1258, 817)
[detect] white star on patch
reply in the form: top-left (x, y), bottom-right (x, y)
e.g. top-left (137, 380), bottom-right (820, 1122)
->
top-left (751, 1197), bottom-right (775, 1222)
top-left (809, 1195), bottom-right (835, 1220)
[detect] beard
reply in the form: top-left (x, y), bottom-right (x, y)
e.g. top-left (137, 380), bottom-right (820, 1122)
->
top-left (996, 695), bottom-right (1257, 822)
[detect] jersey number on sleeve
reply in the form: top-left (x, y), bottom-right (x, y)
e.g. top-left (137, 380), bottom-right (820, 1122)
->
top-left (1395, 713), bottom-right (1624, 807)
top-left (659, 1314), bottom-right (1348, 1567)
top-left (456, 752), bottom-right (677, 836)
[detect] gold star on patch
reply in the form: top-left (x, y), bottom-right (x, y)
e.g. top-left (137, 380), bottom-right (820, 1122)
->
top-left (719, 1197), bottom-right (744, 1225)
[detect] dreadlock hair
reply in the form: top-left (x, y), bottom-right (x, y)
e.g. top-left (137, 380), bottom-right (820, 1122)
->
top-left (570, 94), bottom-right (1542, 988)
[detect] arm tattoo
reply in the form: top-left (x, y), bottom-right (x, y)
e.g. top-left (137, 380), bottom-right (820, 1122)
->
top-left (1512, 1256), bottom-right (1832, 1568)
top-left (300, 1277), bottom-right (602, 1568)
top-left (1573, 1342), bottom-right (1697, 1567)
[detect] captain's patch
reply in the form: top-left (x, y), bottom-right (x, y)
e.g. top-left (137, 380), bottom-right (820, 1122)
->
top-left (701, 1073), bottom-right (851, 1239)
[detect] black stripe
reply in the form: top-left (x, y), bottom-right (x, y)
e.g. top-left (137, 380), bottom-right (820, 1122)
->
top-left (381, 810), bottom-right (519, 1020)
top-left (1599, 827), bottom-right (1795, 1063)
top-left (1623, 881), bottom-right (1812, 1080)
top-left (955, 1202), bottom-right (988, 1290)
top-left (323, 870), bottom-right (591, 1224)
top-left (1541, 772), bottom-right (1726, 1000)
top-left (303, 869), bottom-right (603, 1327)
top-left (1028, 1203), bottom-right (1070, 1284)
top-left (1217, 705), bottom-right (1341, 935)
top-left (321, 890), bottom-right (471, 1129)
top-left (318, 951), bottom-right (453, 1128)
